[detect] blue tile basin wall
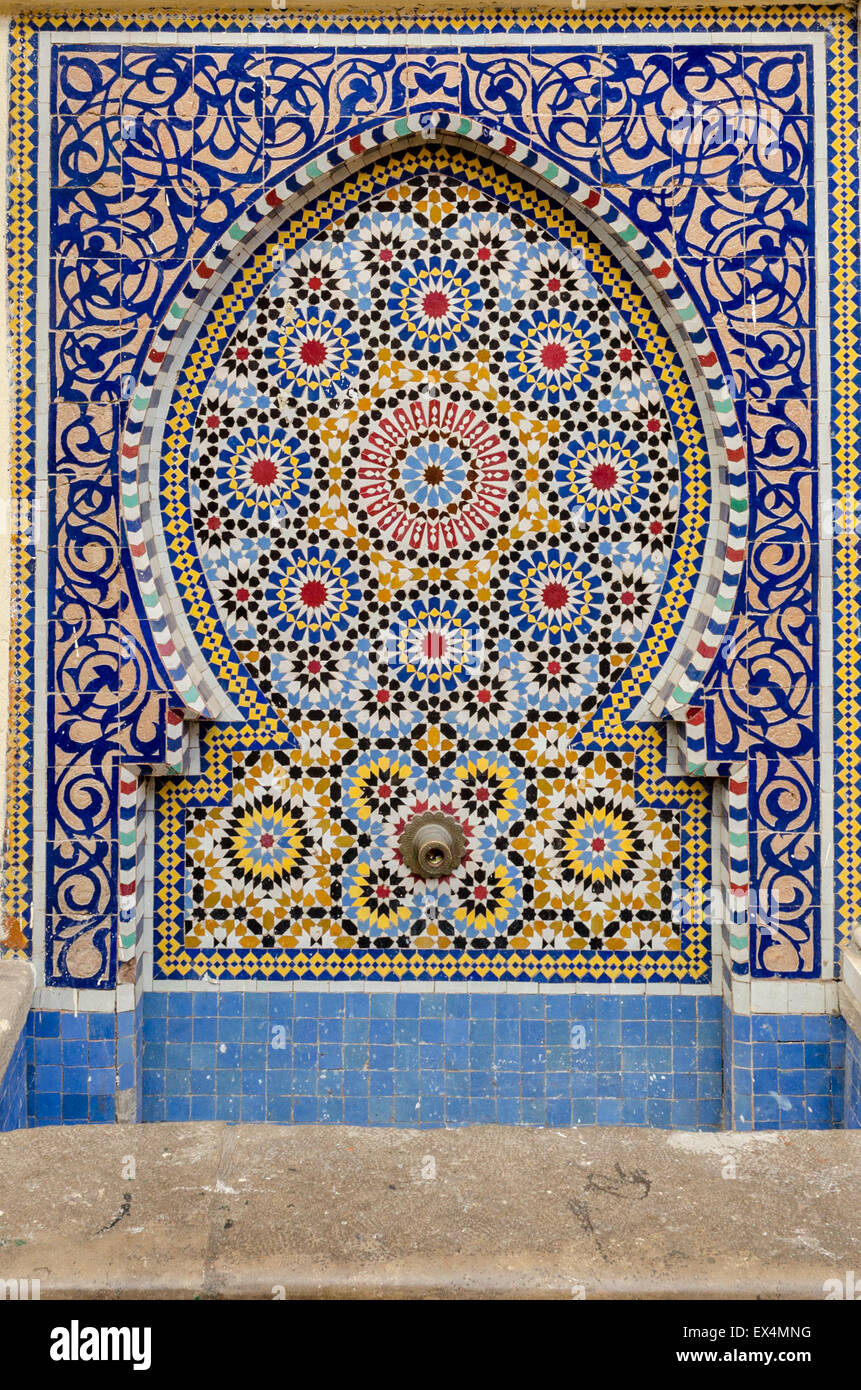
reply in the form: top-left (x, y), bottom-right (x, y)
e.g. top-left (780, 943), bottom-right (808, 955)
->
top-left (0, 1030), bottom-right (27, 1132)
top-left (139, 992), bottom-right (724, 1128)
top-left (19, 994), bottom-right (851, 1130)
top-left (26, 1008), bottom-right (135, 1126)
top-left (723, 1006), bottom-right (846, 1130)
top-left (845, 1023), bottom-right (861, 1128)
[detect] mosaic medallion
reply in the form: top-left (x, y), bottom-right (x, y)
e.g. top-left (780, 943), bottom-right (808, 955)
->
top-left (185, 172), bottom-right (681, 716)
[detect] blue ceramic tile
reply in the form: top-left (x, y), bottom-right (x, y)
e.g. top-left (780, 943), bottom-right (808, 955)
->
top-left (20, 991), bottom-right (847, 1133)
top-left (370, 995), bottom-right (396, 1019)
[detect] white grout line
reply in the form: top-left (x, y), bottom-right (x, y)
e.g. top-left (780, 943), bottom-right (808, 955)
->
top-left (47, 30), bottom-right (825, 52)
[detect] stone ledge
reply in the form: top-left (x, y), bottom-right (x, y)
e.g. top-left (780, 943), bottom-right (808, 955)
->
top-left (0, 958), bottom-right (33, 1086)
top-left (840, 984), bottom-right (861, 1049)
top-left (0, 1124), bottom-right (859, 1299)
top-left (839, 947), bottom-right (861, 1044)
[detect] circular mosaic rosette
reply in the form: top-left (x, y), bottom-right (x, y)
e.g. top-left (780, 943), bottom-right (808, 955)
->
top-left (215, 424), bottom-right (311, 522)
top-left (265, 546), bottom-right (363, 642)
top-left (226, 802), bottom-right (314, 888)
top-left (555, 430), bottom-right (652, 526)
top-left (553, 800), bottom-right (645, 892)
top-left (386, 595), bottom-right (482, 695)
top-left (507, 548), bottom-right (604, 643)
top-left (344, 389), bottom-right (519, 561)
top-left (388, 256), bottom-right (482, 353)
top-left (264, 306), bottom-right (363, 400)
top-left (505, 309), bottom-right (604, 402)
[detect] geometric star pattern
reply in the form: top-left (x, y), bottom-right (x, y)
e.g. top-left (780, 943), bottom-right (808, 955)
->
top-left (154, 150), bottom-right (713, 981)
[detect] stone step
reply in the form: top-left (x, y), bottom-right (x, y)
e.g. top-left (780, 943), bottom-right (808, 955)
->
top-left (1, 1123), bottom-right (859, 1299)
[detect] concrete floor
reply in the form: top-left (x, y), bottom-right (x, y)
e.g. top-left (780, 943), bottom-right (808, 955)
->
top-left (0, 1124), bottom-right (859, 1299)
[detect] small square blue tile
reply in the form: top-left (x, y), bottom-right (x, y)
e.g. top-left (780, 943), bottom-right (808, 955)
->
top-left (778, 1015), bottom-right (805, 1041)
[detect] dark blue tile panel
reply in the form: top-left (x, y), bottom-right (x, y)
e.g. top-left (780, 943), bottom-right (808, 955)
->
top-left (844, 1022), bottom-right (861, 1129)
top-left (139, 991), bottom-right (723, 1129)
top-left (0, 1030), bottom-right (27, 1132)
top-left (22, 996), bottom-right (851, 1130)
top-left (26, 1008), bottom-right (119, 1126)
top-left (724, 1004), bottom-right (845, 1130)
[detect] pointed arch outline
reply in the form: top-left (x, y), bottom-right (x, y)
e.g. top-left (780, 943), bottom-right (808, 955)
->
top-left (120, 111), bottom-right (747, 741)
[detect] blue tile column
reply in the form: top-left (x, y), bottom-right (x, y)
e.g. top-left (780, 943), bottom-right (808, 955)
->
top-left (0, 1031), bottom-right (27, 1131)
top-left (844, 1025), bottom-right (861, 1128)
top-left (27, 1010), bottom-right (121, 1126)
top-left (723, 1006), bottom-right (845, 1130)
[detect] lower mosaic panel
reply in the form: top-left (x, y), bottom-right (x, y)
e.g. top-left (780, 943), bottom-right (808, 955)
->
top-left (154, 726), bottom-right (711, 984)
